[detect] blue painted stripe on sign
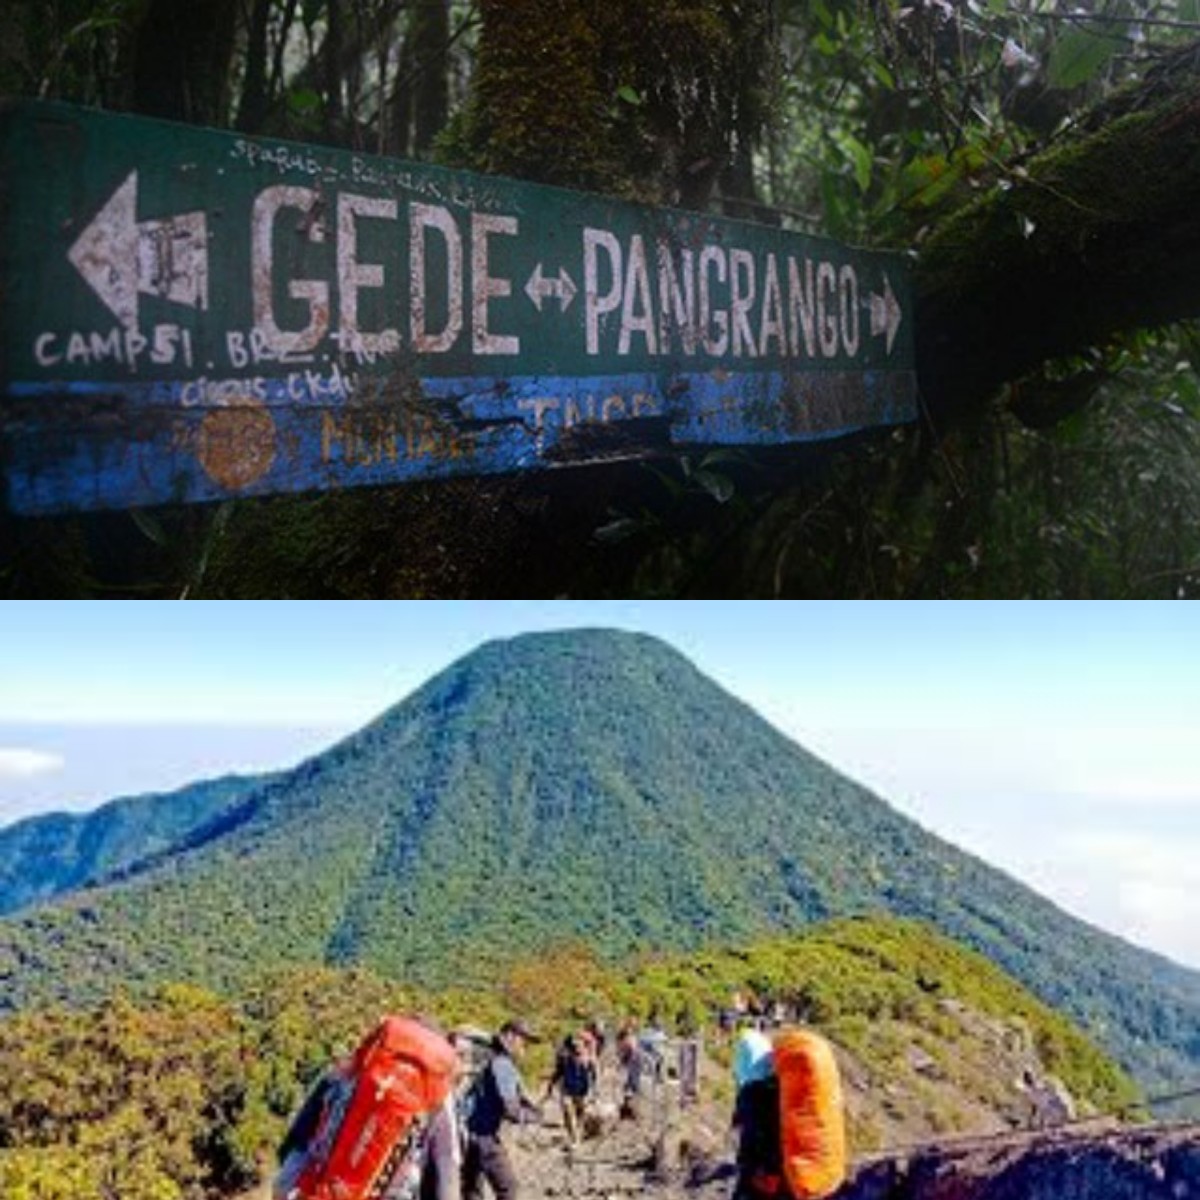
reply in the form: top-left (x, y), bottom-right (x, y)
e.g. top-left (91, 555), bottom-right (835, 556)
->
top-left (4, 369), bottom-right (917, 514)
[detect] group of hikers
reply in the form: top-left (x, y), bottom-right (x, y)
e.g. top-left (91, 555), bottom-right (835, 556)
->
top-left (274, 1007), bottom-right (846, 1200)
top-left (273, 1010), bottom-right (714, 1200)
top-left (274, 977), bottom-right (1090, 1200)
top-left (454, 1014), bottom-right (702, 1200)
top-left (544, 1016), bottom-right (702, 1132)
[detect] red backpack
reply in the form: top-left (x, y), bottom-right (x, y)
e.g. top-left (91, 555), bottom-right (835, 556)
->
top-left (276, 1015), bottom-right (457, 1200)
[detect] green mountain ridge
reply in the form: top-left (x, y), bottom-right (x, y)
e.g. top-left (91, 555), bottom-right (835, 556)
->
top-left (0, 772), bottom-right (275, 915)
top-left (1, 628), bottom-right (1198, 1098)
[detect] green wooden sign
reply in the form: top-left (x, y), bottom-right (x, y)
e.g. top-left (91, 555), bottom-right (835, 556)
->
top-left (0, 99), bottom-right (917, 514)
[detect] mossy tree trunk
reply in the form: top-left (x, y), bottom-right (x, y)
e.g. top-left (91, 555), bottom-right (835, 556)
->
top-left (915, 43), bottom-right (1200, 428)
top-left (450, 0), bottom-right (773, 208)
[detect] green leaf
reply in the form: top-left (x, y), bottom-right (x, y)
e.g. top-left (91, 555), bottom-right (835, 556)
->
top-left (869, 59), bottom-right (896, 90)
top-left (693, 468), bottom-right (734, 504)
top-left (1046, 27), bottom-right (1118, 90)
top-left (699, 448), bottom-right (749, 469)
top-left (129, 509), bottom-right (169, 547)
top-left (845, 135), bottom-right (873, 195)
top-left (287, 88), bottom-right (321, 114)
top-left (615, 85), bottom-right (643, 106)
top-left (593, 517), bottom-right (641, 543)
top-left (901, 154), bottom-right (964, 209)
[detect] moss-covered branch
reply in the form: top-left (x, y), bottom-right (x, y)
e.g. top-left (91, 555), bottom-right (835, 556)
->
top-left (915, 42), bottom-right (1200, 425)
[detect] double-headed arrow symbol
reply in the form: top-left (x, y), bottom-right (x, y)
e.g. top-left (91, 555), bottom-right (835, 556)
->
top-left (869, 272), bottom-right (902, 355)
top-left (68, 170), bottom-right (208, 332)
top-left (524, 262), bottom-right (577, 313)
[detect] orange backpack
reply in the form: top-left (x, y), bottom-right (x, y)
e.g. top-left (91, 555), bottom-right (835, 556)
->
top-left (773, 1029), bottom-right (847, 1200)
top-left (278, 1015), bottom-right (457, 1200)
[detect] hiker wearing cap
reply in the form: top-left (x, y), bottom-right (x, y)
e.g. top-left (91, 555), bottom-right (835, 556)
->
top-left (462, 1020), bottom-right (542, 1200)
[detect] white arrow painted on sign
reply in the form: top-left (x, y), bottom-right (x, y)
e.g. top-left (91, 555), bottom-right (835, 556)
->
top-left (524, 262), bottom-right (577, 313)
top-left (68, 170), bottom-right (208, 331)
top-left (869, 272), bottom-right (902, 356)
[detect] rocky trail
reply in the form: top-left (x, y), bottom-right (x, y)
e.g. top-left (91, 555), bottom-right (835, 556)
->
top-left (244, 1093), bottom-right (1200, 1200)
top-left (507, 1113), bottom-right (1200, 1200)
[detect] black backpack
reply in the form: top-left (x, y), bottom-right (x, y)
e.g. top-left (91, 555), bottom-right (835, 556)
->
top-left (457, 1050), bottom-right (496, 1133)
top-left (562, 1052), bottom-right (592, 1098)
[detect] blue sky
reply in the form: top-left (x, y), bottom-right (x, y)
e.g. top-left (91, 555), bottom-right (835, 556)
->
top-left (1, 601), bottom-right (1197, 967)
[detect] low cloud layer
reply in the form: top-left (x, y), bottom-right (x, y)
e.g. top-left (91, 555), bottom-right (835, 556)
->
top-left (0, 748), bottom-right (65, 780)
top-left (792, 722), bottom-right (1200, 970)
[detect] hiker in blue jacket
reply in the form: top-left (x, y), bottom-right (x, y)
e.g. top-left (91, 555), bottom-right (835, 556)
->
top-left (544, 1031), bottom-right (597, 1144)
top-left (463, 1019), bottom-right (542, 1200)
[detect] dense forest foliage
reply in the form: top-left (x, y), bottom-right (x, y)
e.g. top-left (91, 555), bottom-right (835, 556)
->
top-left (1, 0), bottom-right (1198, 596)
top-left (0, 917), bottom-right (1141, 1200)
top-left (2, 630), bottom-right (1198, 1096)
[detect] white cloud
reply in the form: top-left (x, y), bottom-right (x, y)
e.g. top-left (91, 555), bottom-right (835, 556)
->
top-left (1048, 727), bottom-right (1200, 806)
top-left (0, 748), bottom-right (65, 780)
top-left (1055, 830), bottom-right (1200, 968)
top-left (788, 723), bottom-right (1200, 816)
top-left (1066, 830), bottom-right (1200, 890)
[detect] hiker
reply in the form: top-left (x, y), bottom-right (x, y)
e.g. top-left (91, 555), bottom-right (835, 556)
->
top-left (274, 1015), bottom-right (458, 1200)
top-left (412, 1032), bottom-right (476, 1200)
top-left (732, 1028), bottom-right (847, 1200)
top-left (585, 1018), bottom-right (609, 1067)
top-left (640, 1014), bottom-right (668, 1082)
top-left (545, 1031), bottom-right (597, 1143)
top-left (720, 991), bottom-right (750, 1040)
top-left (463, 1019), bottom-right (543, 1200)
top-left (730, 1027), bottom-right (782, 1200)
top-left (274, 1061), bottom-right (349, 1198)
top-left (615, 1026), bottom-right (657, 1120)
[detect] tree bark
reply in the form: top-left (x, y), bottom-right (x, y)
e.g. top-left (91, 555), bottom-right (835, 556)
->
top-left (412, 0), bottom-right (450, 154)
top-left (324, 0), bottom-right (344, 139)
top-left (132, 0), bottom-right (239, 125)
top-left (236, 0), bottom-right (272, 133)
top-left (915, 42), bottom-right (1200, 428)
top-left (389, 29), bottom-right (415, 157)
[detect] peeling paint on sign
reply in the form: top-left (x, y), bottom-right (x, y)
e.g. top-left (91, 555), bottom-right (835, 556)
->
top-left (1, 100), bottom-right (918, 515)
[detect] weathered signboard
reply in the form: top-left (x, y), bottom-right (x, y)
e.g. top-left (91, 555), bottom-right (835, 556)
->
top-left (0, 99), bottom-right (917, 514)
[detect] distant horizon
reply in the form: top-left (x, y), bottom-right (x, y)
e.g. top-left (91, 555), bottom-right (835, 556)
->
top-left (0, 721), bottom-right (346, 825)
top-left (1, 602), bottom-right (1198, 972)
